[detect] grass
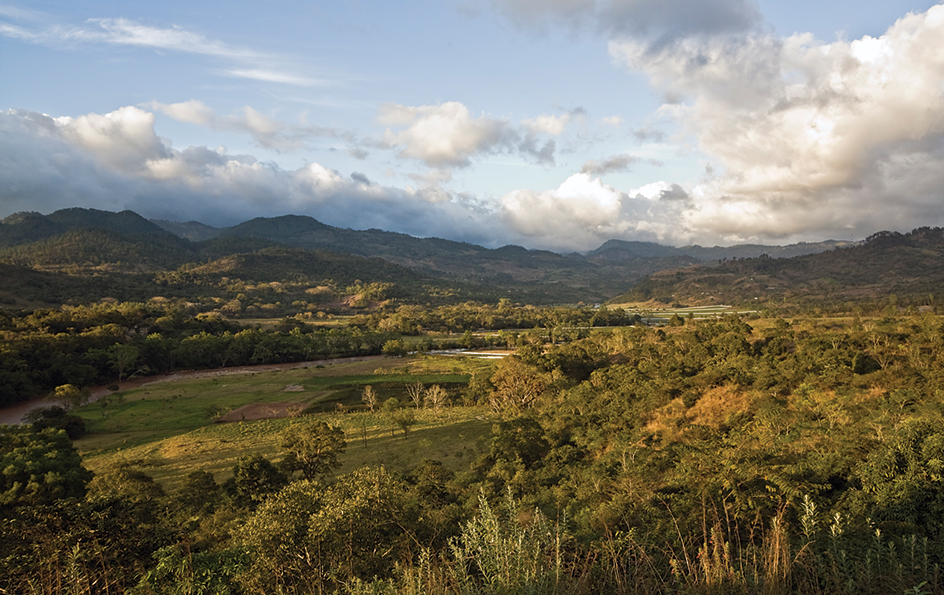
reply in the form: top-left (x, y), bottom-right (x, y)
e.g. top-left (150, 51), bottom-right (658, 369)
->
top-left (73, 355), bottom-right (496, 492)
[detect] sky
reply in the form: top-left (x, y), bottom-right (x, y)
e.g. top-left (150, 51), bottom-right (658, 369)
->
top-left (1, 0), bottom-right (943, 252)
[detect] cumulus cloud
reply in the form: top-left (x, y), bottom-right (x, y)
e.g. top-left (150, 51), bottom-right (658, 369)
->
top-left (52, 106), bottom-right (170, 174)
top-left (0, 105), bottom-right (700, 251)
top-left (379, 101), bottom-right (561, 168)
top-left (380, 102), bottom-right (514, 168)
top-left (0, 107), bottom-right (506, 245)
top-left (498, 172), bottom-right (691, 250)
top-left (608, 3), bottom-right (944, 240)
top-left (148, 100), bottom-right (350, 150)
top-left (522, 113), bottom-right (571, 136)
top-left (350, 171), bottom-right (371, 186)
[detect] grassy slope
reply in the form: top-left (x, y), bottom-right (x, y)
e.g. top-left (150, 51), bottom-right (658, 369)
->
top-left (73, 356), bottom-right (496, 491)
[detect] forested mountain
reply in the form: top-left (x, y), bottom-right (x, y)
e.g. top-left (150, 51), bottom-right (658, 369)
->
top-left (3, 208), bottom-right (940, 309)
top-left (0, 209), bottom-right (698, 304)
top-left (587, 238), bottom-right (854, 262)
top-left (150, 219), bottom-right (222, 242)
top-left (618, 227), bottom-right (944, 305)
top-left (0, 208), bottom-right (167, 247)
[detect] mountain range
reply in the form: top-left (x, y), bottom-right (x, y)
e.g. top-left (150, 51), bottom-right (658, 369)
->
top-left (1, 207), bottom-right (934, 308)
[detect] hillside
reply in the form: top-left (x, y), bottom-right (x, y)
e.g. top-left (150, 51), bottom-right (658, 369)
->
top-left (216, 214), bottom-right (707, 297)
top-left (0, 208), bottom-right (168, 247)
top-left (151, 219), bottom-right (222, 242)
top-left (587, 238), bottom-right (854, 262)
top-left (615, 227), bottom-right (944, 306)
top-left (0, 209), bottom-right (688, 304)
top-left (0, 207), bottom-right (916, 309)
top-left (0, 228), bottom-right (195, 273)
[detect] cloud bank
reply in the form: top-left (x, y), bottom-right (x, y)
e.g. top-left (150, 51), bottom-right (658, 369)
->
top-left (0, 107), bottom-right (497, 244)
top-left (609, 3), bottom-right (944, 240)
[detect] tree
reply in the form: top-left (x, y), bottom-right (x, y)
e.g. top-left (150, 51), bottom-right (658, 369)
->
top-left (87, 465), bottom-right (165, 505)
top-left (362, 385), bottom-right (378, 412)
top-left (425, 384), bottom-right (448, 414)
top-left (0, 426), bottom-right (93, 507)
top-left (280, 421), bottom-right (346, 479)
top-left (489, 357), bottom-right (548, 414)
top-left (52, 383), bottom-right (90, 410)
top-left (23, 405), bottom-right (86, 439)
top-left (307, 467), bottom-right (417, 584)
top-left (382, 339), bottom-right (409, 357)
top-left (173, 470), bottom-right (220, 514)
top-left (107, 343), bottom-right (140, 381)
top-left (391, 407), bottom-right (417, 439)
top-left (406, 382), bottom-right (425, 409)
top-left (224, 454), bottom-right (288, 509)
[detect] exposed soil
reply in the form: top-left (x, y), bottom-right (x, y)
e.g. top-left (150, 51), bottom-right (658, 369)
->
top-left (214, 401), bottom-right (306, 423)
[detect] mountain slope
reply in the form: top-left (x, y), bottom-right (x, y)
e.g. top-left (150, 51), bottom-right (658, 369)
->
top-left (587, 238), bottom-right (854, 262)
top-left (216, 214), bottom-right (698, 299)
top-left (151, 219), bottom-right (222, 242)
top-left (614, 228), bottom-right (944, 305)
top-left (0, 228), bottom-right (195, 272)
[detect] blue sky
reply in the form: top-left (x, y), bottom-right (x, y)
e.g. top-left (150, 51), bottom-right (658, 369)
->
top-left (2, 0), bottom-right (943, 251)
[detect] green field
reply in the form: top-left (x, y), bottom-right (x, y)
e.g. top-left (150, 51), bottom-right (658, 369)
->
top-left (613, 303), bottom-right (759, 323)
top-left (74, 355), bottom-right (496, 491)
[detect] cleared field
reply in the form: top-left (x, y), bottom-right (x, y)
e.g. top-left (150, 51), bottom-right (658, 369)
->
top-left (74, 355), bottom-right (497, 491)
top-left (612, 304), bottom-right (759, 324)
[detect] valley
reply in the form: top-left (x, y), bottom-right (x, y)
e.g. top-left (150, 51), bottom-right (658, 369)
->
top-left (3, 209), bottom-right (944, 594)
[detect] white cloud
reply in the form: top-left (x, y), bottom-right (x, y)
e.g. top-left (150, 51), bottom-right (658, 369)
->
top-left (0, 107), bottom-right (509, 247)
top-left (149, 99), bottom-right (215, 126)
top-left (52, 106), bottom-right (169, 174)
top-left (0, 16), bottom-right (322, 87)
top-left (148, 100), bottom-right (350, 150)
top-left (223, 69), bottom-right (328, 87)
top-left (522, 114), bottom-right (570, 136)
top-left (498, 173), bottom-right (689, 250)
top-left (379, 101), bottom-right (571, 168)
top-left (380, 101), bottom-right (513, 168)
top-left (606, 3), bottom-right (944, 241)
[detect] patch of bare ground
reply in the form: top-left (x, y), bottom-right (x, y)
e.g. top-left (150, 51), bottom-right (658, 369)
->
top-left (215, 402), bottom-right (306, 423)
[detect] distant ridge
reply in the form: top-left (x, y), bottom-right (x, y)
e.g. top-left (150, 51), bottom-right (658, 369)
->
top-left (614, 227), bottom-right (944, 305)
top-left (151, 219), bottom-right (222, 242)
top-left (1, 208), bottom-right (167, 247)
top-left (1, 207), bottom-right (919, 307)
top-left (587, 238), bottom-right (855, 262)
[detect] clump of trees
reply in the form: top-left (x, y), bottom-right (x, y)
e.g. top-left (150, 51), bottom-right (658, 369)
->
top-left (0, 301), bottom-right (398, 407)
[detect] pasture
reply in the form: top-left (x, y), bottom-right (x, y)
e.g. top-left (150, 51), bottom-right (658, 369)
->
top-left (73, 354), bottom-right (497, 491)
